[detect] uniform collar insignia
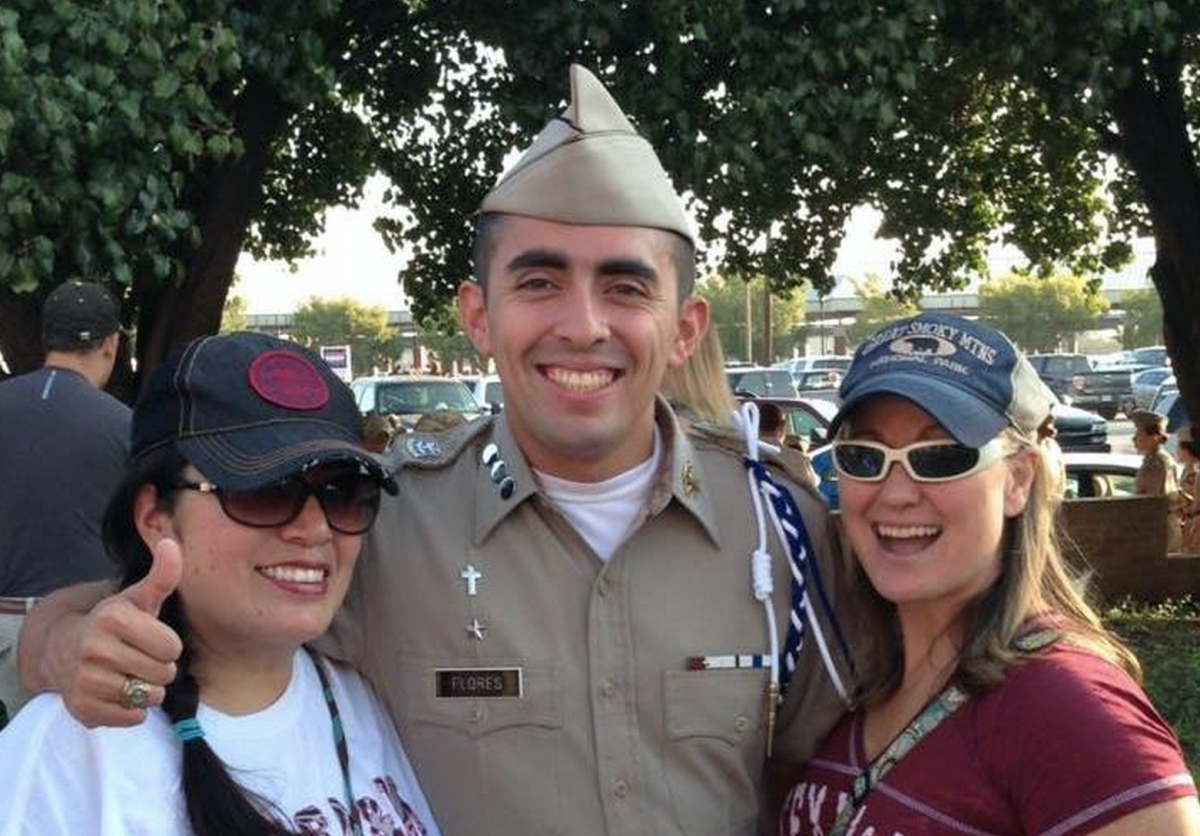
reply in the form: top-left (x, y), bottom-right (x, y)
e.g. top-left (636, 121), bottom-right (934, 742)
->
top-left (472, 414), bottom-right (537, 545)
top-left (660, 398), bottom-right (721, 548)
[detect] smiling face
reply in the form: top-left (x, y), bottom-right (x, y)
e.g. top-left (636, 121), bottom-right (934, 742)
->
top-left (838, 395), bottom-right (1036, 627)
top-left (135, 465), bottom-right (363, 661)
top-left (458, 216), bottom-right (707, 481)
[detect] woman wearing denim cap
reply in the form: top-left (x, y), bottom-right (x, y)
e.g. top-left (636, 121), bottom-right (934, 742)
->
top-left (0, 333), bottom-right (440, 836)
top-left (779, 313), bottom-right (1198, 836)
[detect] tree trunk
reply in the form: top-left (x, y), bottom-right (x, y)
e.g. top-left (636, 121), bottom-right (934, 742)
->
top-left (136, 76), bottom-right (293, 385)
top-left (0, 289), bottom-right (44, 375)
top-left (1109, 53), bottom-right (1200, 427)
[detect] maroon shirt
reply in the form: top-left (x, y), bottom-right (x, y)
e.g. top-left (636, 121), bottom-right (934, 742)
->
top-left (781, 643), bottom-right (1194, 836)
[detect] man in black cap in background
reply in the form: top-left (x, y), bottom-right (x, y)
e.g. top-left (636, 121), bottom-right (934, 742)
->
top-left (0, 280), bottom-right (130, 725)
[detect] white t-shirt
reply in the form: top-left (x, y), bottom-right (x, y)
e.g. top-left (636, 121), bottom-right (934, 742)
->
top-left (537, 426), bottom-right (662, 561)
top-left (0, 650), bottom-right (440, 836)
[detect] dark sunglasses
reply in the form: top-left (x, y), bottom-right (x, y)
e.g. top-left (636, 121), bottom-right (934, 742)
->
top-left (832, 437), bottom-right (1007, 483)
top-left (170, 472), bottom-right (382, 535)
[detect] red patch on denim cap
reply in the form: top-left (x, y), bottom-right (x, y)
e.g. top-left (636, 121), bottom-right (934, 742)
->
top-left (247, 350), bottom-right (329, 411)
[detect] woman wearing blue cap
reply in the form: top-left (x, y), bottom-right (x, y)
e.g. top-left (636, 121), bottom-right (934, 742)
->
top-left (779, 313), bottom-right (1198, 836)
top-left (0, 333), bottom-right (439, 836)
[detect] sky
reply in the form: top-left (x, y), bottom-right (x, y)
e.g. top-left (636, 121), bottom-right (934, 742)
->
top-left (233, 179), bottom-right (1151, 314)
top-left (235, 178), bottom-right (409, 314)
top-left (234, 194), bottom-right (901, 315)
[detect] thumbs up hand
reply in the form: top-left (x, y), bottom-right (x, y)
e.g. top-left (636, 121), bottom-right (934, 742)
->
top-left (55, 537), bottom-right (185, 727)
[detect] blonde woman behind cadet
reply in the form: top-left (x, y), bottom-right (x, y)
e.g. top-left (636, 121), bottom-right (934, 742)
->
top-left (779, 312), bottom-right (1198, 836)
top-left (0, 333), bottom-right (440, 836)
top-left (661, 323), bottom-right (738, 428)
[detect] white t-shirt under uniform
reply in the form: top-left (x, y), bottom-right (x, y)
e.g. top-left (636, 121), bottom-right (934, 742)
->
top-left (0, 650), bottom-right (441, 836)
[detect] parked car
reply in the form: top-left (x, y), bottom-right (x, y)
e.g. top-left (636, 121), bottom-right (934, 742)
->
top-left (736, 395), bottom-right (837, 448)
top-left (726, 366), bottom-right (798, 398)
top-left (1124, 367), bottom-right (1174, 416)
top-left (350, 375), bottom-right (484, 431)
top-left (1027, 353), bottom-right (1131, 419)
top-left (1061, 452), bottom-right (1143, 499)
top-left (469, 374), bottom-right (504, 412)
top-left (792, 369), bottom-right (842, 402)
top-left (774, 355), bottom-right (852, 378)
top-left (1150, 382), bottom-right (1189, 455)
top-left (1050, 396), bottom-right (1110, 452)
top-left (1128, 346), bottom-right (1168, 368)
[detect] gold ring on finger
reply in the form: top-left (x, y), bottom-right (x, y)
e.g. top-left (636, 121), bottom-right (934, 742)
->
top-left (122, 675), bottom-right (151, 710)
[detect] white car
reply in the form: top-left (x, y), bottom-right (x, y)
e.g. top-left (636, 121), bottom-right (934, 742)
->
top-left (470, 374), bottom-right (504, 412)
top-left (1061, 452), bottom-right (1144, 499)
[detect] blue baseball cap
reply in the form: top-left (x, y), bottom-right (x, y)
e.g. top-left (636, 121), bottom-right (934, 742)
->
top-left (132, 332), bottom-right (396, 493)
top-left (829, 313), bottom-right (1052, 447)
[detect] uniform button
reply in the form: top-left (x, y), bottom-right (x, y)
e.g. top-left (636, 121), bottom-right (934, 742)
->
top-left (601, 679), bottom-right (616, 698)
top-left (597, 577), bottom-right (610, 597)
top-left (733, 714), bottom-right (749, 733)
top-left (467, 707), bottom-right (483, 723)
top-left (613, 779), bottom-right (629, 798)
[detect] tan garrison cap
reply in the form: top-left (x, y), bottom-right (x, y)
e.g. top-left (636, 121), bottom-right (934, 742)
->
top-left (479, 64), bottom-right (693, 244)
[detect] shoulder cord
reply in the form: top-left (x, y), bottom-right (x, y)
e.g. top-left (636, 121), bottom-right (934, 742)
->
top-left (735, 403), bottom-right (858, 757)
top-left (307, 647), bottom-right (364, 836)
top-left (828, 685), bottom-right (969, 836)
top-left (735, 401), bottom-right (783, 754)
top-left (735, 403), bottom-right (856, 704)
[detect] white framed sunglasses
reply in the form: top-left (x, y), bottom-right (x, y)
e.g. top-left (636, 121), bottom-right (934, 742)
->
top-left (832, 437), bottom-right (1008, 483)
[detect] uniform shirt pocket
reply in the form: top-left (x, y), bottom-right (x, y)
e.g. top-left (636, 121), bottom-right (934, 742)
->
top-left (663, 669), bottom-right (768, 836)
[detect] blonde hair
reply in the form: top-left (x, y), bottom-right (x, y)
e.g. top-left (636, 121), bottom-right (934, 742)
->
top-left (848, 427), bottom-right (1141, 706)
top-left (660, 324), bottom-right (737, 427)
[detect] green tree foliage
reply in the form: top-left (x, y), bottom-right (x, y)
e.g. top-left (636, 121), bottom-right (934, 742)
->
top-left (979, 273), bottom-right (1109, 353)
top-left (289, 296), bottom-right (398, 378)
top-left (846, 276), bottom-right (920, 347)
top-left (219, 294), bottom-right (247, 333)
top-left (1, 1), bottom-right (1197, 424)
top-left (416, 301), bottom-right (481, 376)
top-left (697, 273), bottom-right (805, 364)
top-left (1120, 288), bottom-right (1164, 349)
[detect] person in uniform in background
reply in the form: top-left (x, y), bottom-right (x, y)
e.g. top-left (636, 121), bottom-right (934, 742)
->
top-left (1132, 408), bottom-right (1182, 553)
top-left (780, 313), bottom-right (1198, 836)
top-left (661, 321), bottom-right (738, 428)
top-left (1175, 426), bottom-right (1199, 553)
top-left (0, 332), bottom-right (439, 836)
top-left (21, 66), bottom-right (855, 836)
top-left (410, 410), bottom-right (468, 434)
top-left (362, 412), bottom-right (395, 454)
top-left (0, 281), bottom-right (130, 725)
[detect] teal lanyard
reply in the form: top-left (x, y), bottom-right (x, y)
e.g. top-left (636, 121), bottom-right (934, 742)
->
top-left (307, 648), bottom-right (364, 836)
top-left (828, 685), bottom-right (969, 836)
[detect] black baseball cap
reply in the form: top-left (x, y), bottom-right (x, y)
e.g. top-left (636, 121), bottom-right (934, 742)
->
top-left (42, 281), bottom-right (121, 346)
top-left (132, 332), bottom-right (397, 493)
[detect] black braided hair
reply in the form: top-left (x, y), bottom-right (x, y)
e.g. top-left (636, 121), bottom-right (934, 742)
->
top-left (104, 446), bottom-right (299, 836)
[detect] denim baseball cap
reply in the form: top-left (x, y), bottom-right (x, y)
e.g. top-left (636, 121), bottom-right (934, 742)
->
top-left (829, 312), bottom-right (1052, 447)
top-left (132, 332), bottom-right (396, 493)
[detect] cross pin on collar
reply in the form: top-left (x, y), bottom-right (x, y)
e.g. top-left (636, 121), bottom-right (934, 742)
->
top-left (460, 565), bottom-right (482, 597)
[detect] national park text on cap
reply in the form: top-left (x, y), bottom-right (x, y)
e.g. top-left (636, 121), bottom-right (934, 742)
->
top-left (830, 312), bottom-right (1052, 448)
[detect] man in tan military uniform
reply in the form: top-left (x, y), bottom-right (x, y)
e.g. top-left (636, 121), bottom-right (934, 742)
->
top-left (1132, 409), bottom-right (1181, 552)
top-left (323, 66), bottom-right (853, 836)
top-left (19, 65), bottom-right (854, 836)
